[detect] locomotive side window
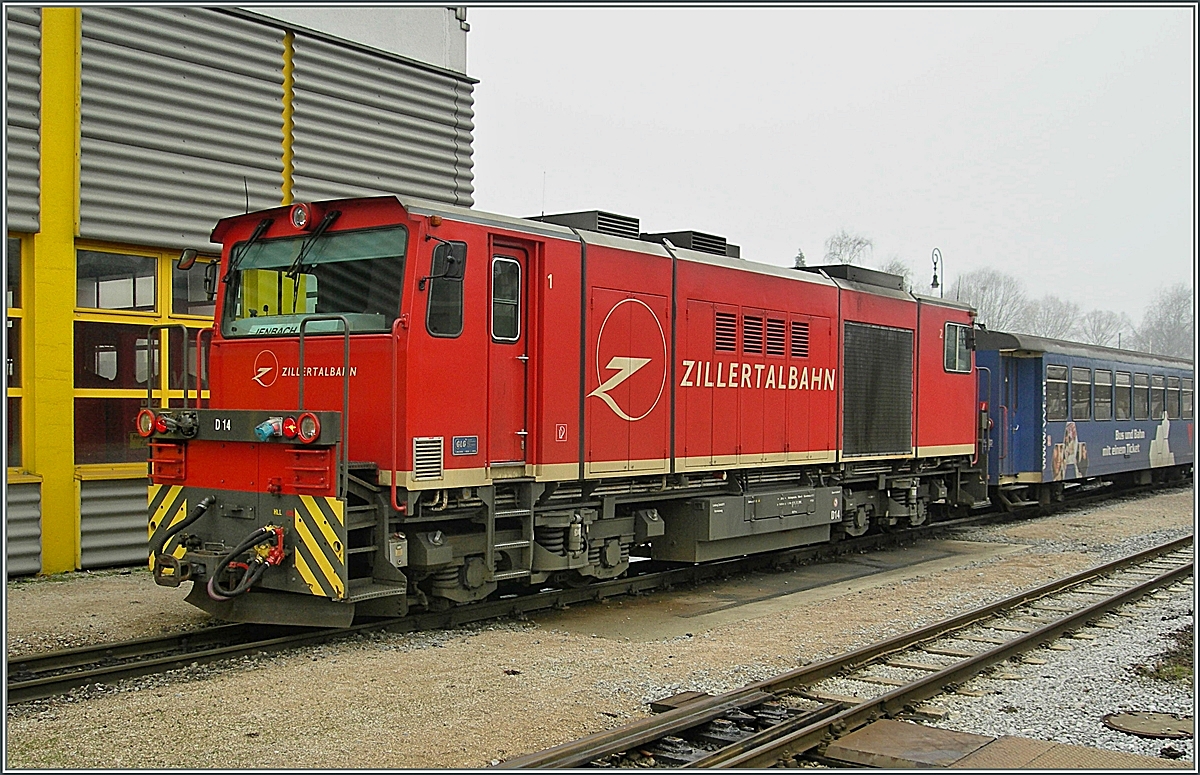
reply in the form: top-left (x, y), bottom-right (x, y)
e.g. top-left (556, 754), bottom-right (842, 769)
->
top-left (1150, 375), bottom-right (1165, 420)
top-left (1183, 378), bottom-right (1193, 419)
top-left (1166, 376), bottom-right (1180, 419)
top-left (426, 240), bottom-right (466, 338)
top-left (1071, 367), bottom-right (1091, 421)
top-left (1046, 365), bottom-right (1068, 421)
top-left (1094, 370), bottom-right (1112, 421)
top-left (491, 257), bottom-right (520, 342)
top-left (1133, 373), bottom-right (1150, 420)
top-left (1114, 371), bottom-right (1132, 420)
top-left (223, 226), bottom-right (408, 337)
top-left (943, 323), bottom-right (971, 373)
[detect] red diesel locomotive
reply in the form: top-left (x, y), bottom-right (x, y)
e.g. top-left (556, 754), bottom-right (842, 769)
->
top-left (142, 196), bottom-right (987, 626)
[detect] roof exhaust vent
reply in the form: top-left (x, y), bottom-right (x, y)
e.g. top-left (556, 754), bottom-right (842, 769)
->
top-left (640, 230), bottom-right (740, 258)
top-left (528, 210), bottom-right (640, 240)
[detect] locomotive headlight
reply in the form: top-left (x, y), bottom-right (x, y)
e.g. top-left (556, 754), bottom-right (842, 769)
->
top-left (297, 412), bottom-right (321, 444)
top-left (136, 409), bottom-right (156, 437)
top-left (290, 203), bottom-right (311, 230)
top-left (282, 416), bottom-right (298, 439)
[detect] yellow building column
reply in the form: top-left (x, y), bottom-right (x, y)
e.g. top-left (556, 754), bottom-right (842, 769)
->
top-left (30, 8), bottom-right (82, 573)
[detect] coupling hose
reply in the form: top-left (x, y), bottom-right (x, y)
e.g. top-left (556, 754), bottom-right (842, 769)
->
top-left (152, 495), bottom-right (215, 560)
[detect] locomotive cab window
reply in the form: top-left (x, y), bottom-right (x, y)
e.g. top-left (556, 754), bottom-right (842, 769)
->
top-left (943, 323), bottom-right (971, 373)
top-left (1094, 370), bottom-right (1112, 420)
top-left (1114, 371), bottom-right (1132, 420)
top-left (491, 256), bottom-right (520, 342)
top-left (1183, 378), bottom-right (1193, 420)
top-left (1133, 373), bottom-right (1150, 420)
top-left (1046, 365), bottom-right (1068, 422)
top-left (222, 226), bottom-right (407, 337)
top-left (426, 240), bottom-right (467, 338)
top-left (1071, 367), bottom-right (1091, 421)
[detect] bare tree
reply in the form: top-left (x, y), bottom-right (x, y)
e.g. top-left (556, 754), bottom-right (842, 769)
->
top-left (1016, 295), bottom-right (1080, 340)
top-left (1130, 283), bottom-right (1194, 358)
top-left (793, 248), bottom-right (807, 268)
top-left (823, 229), bottom-right (873, 265)
top-left (947, 268), bottom-right (1028, 332)
top-left (1075, 309), bottom-right (1132, 347)
top-left (876, 255), bottom-right (914, 292)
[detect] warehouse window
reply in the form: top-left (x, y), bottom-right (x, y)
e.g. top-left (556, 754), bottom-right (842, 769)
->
top-left (943, 323), bottom-right (971, 373)
top-left (765, 318), bottom-right (785, 357)
top-left (6, 237), bottom-right (19, 310)
top-left (491, 257), bottom-right (520, 342)
top-left (6, 236), bottom-right (22, 468)
top-left (77, 250), bottom-right (157, 311)
top-left (1071, 367), bottom-right (1091, 421)
top-left (742, 315), bottom-right (763, 354)
top-left (1114, 372), bottom-right (1132, 420)
top-left (790, 320), bottom-right (809, 358)
top-left (1166, 376), bottom-right (1180, 419)
top-left (1094, 370), bottom-right (1112, 421)
top-left (426, 241), bottom-right (465, 338)
top-left (1046, 365), bottom-right (1068, 421)
top-left (714, 312), bottom-right (736, 352)
top-left (1150, 375), bottom-right (1165, 420)
top-left (171, 256), bottom-right (218, 317)
top-left (1183, 378), bottom-right (1193, 420)
top-left (1133, 373), bottom-right (1149, 420)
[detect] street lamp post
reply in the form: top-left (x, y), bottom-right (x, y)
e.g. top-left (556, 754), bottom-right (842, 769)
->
top-left (931, 248), bottom-right (943, 298)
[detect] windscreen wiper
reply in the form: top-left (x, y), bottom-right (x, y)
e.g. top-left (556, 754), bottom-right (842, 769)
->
top-left (223, 217), bottom-right (274, 284)
top-left (286, 210), bottom-right (342, 280)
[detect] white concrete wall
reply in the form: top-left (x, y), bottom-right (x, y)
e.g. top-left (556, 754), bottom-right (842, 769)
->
top-left (250, 6), bottom-right (468, 73)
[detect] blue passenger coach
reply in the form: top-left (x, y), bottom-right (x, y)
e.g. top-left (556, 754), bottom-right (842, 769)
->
top-left (975, 330), bottom-right (1193, 506)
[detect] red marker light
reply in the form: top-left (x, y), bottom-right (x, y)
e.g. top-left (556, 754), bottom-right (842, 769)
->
top-left (980, 401), bottom-right (989, 412)
top-left (136, 409), bottom-right (156, 437)
top-left (297, 412), bottom-right (320, 444)
top-left (282, 416), bottom-right (298, 439)
top-left (154, 414), bottom-right (169, 434)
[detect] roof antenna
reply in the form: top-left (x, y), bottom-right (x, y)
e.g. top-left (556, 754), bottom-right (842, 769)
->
top-left (244, 176), bottom-right (250, 214)
top-left (541, 171), bottom-right (546, 218)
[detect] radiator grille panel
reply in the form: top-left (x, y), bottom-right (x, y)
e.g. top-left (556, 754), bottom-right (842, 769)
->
top-left (790, 321), bottom-right (809, 358)
top-left (413, 437), bottom-right (444, 481)
top-left (843, 322), bottom-right (912, 456)
top-left (742, 315), bottom-right (763, 354)
top-left (715, 312), bottom-right (737, 352)
top-left (766, 318), bottom-right (786, 357)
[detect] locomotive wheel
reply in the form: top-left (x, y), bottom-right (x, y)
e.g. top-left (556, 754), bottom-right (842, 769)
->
top-left (842, 506), bottom-right (870, 537)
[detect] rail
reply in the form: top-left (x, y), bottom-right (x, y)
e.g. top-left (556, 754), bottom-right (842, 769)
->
top-left (297, 314), bottom-right (351, 498)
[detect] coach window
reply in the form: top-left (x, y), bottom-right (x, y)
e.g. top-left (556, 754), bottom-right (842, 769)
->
top-left (1071, 367), bottom-right (1091, 421)
top-left (426, 241), bottom-right (465, 338)
top-left (944, 323), bottom-right (971, 373)
top-left (1046, 365), bottom-right (1068, 421)
top-left (1133, 374), bottom-right (1150, 420)
top-left (1094, 370), bottom-right (1112, 421)
top-left (491, 257), bottom-right (520, 342)
top-left (1114, 372), bottom-right (1132, 420)
top-left (1183, 378), bottom-right (1193, 420)
top-left (1166, 376), bottom-right (1180, 419)
top-left (1150, 375), bottom-right (1165, 420)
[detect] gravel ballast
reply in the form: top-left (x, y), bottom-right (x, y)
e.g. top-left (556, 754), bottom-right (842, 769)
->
top-left (4, 487), bottom-right (1194, 768)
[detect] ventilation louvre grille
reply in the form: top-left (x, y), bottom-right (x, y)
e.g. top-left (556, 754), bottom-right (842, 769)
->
top-left (715, 312), bottom-right (737, 352)
top-left (412, 437), bottom-right (444, 481)
top-left (791, 321), bottom-right (810, 358)
top-left (742, 315), bottom-right (763, 354)
top-left (532, 210), bottom-right (640, 239)
top-left (766, 318), bottom-right (786, 356)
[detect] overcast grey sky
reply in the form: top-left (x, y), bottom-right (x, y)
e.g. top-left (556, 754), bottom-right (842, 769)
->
top-left (466, 6), bottom-right (1195, 323)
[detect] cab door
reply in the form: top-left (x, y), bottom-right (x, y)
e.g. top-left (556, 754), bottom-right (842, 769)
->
top-left (488, 247), bottom-right (528, 464)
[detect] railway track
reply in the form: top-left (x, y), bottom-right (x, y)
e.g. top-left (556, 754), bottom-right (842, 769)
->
top-left (501, 534), bottom-right (1194, 768)
top-left (5, 482), bottom-right (1186, 705)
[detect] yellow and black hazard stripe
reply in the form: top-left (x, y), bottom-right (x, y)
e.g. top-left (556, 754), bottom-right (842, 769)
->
top-left (147, 484), bottom-right (188, 571)
top-left (293, 495), bottom-right (346, 601)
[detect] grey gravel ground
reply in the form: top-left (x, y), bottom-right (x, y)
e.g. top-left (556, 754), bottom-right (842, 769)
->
top-left (4, 487), bottom-right (1194, 768)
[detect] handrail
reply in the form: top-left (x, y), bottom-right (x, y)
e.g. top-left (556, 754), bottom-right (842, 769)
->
top-left (194, 327), bottom-right (214, 408)
top-left (145, 324), bottom-right (192, 410)
top-left (297, 315), bottom-right (351, 497)
top-left (974, 364), bottom-right (990, 467)
top-left (390, 316), bottom-right (403, 513)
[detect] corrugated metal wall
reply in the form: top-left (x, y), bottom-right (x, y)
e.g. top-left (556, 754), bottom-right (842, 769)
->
top-left (79, 478), bottom-right (148, 569)
top-left (79, 6), bottom-right (284, 250)
top-left (5, 6), bottom-right (41, 234)
top-left (6, 482), bottom-right (42, 576)
top-left (290, 34), bottom-right (474, 206)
